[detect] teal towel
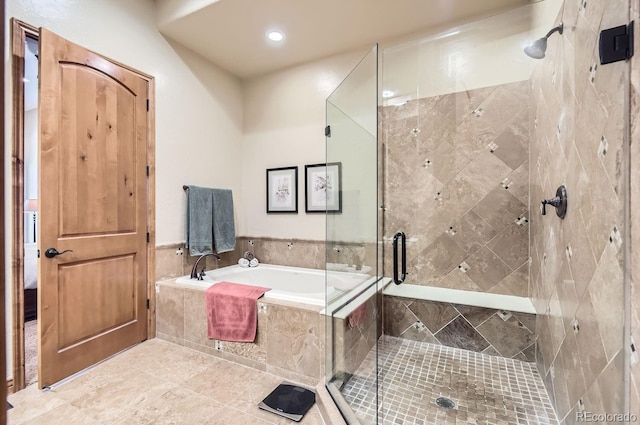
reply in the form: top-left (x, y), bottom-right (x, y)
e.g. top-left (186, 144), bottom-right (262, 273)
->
top-left (186, 186), bottom-right (213, 256)
top-left (212, 189), bottom-right (236, 253)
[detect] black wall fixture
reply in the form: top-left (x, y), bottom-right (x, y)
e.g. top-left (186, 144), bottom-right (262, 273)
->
top-left (599, 21), bottom-right (634, 64)
top-left (541, 185), bottom-right (568, 219)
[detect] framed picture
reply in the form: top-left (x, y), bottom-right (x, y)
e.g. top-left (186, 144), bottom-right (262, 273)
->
top-left (266, 166), bottom-right (298, 213)
top-left (305, 162), bottom-right (342, 213)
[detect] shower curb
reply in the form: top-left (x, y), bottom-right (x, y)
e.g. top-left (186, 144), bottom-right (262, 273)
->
top-left (315, 381), bottom-right (348, 425)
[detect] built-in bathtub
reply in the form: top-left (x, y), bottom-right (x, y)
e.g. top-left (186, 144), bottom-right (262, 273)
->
top-left (156, 263), bottom-right (376, 385)
top-left (175, 263), bottom-right (374, 307)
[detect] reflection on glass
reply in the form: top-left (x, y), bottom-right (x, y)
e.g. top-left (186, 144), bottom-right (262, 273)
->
top-left (324, 45), bottom-right (379, 424)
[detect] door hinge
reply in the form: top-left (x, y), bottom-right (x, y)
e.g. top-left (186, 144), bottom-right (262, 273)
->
top-left (325, 125), bottom-right (331, 137)
top-left (146, 232), bottom-right (150, 243)
top-left (37, 249), bottom-right (40, 258)
top-left (146, 299), bottom-right (150, 309)
top-left (146, 165), bottom-right (150, 177)
top-left (146, 99), bottom-right (149, 111)
top-left (599, 21), bottom-right (634, 64)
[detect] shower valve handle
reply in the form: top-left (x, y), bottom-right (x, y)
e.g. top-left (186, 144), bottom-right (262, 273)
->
top-left (540, 197), bottom-right (561, 215)
top-left (540, 185), bottom-right (568, 219)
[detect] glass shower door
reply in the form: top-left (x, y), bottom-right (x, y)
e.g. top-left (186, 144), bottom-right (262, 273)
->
top-left (324, 46), bottom-right (381, 424)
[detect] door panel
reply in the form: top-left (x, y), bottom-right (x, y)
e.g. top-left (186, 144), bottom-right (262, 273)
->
top-left (39, 28), bottom-right (148, 387)
top-left (58, 255), bottom-right (136, 349)
top-left (59, 64), bottom-right (137, 236)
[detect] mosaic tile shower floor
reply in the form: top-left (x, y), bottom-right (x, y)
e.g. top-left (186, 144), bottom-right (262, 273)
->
top-left (341, 336), bottom-right (557, 425)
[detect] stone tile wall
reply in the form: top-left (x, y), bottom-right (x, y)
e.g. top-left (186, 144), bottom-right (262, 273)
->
top-left (329, 293), bottom-right (380, 385)
top-left (155, 280), bottom-right (325, 386)
top-left (383, 297), bottom-right (535, 361)
top-left (380, 81), bottom-right (530, 297)
top-left (156, 237), bottom-right (376, 281)
top-left (629, 0), bottom-right (640, 418)
top-left (530, 1), bottom-right (628, 422)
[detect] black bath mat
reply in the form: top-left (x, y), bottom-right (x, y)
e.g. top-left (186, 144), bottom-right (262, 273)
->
top-left (258, 382), bottom-right (316, 422)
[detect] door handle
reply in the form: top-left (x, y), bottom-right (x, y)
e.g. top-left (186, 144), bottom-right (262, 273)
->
top-left (393, 231), bottom-right (407, 285)
top-left (44, 248), bottom-right (73, 258)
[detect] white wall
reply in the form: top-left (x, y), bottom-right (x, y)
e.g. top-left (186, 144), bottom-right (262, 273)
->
top-left (241, 49), bottom-right (367, 240)
top-left (4, 0), bottom-right (244, 377)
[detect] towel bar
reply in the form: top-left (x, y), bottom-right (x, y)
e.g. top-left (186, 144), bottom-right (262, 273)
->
top-left (183, 185), bottom-right (189, 191)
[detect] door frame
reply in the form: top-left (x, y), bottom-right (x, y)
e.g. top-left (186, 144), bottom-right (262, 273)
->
top-left (9, 19), bottom-right (157, 392)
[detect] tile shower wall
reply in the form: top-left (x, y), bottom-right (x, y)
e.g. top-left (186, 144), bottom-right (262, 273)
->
top-left (631, 0), bottom-right (640, 418)
top-left (331, 293), bottom-right (380, 382)
top-left (381, 81), bottom-right (531, 297)
top-left (530, 1), bottom-right (628, 422)
top-left (383, 297), bottom-right (536, 362)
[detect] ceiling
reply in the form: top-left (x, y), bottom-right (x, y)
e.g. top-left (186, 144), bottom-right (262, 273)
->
top-left (156, 0), bottom-right (539, 80)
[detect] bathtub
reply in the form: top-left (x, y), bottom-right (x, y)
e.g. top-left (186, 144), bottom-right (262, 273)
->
top-left (174, 263), bottom-right (372, 307)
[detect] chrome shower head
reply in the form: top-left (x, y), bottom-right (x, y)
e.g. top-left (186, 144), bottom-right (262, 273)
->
top-left (524, 23), bottom-right (563, 59)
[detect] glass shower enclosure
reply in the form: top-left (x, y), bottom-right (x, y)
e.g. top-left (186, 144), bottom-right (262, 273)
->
top-left (324, 45), bottom-right (382, 423)
top-left (324, 1), bottom-right (629, 423)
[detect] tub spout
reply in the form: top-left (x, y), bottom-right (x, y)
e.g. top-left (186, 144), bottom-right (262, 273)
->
top-left (190, 252), bottom-right (221, 280)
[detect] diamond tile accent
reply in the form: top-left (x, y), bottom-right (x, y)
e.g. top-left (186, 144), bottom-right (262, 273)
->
top-left (382, 81), bottom-right (530, 297)
top-left (385, 297), bottom-right (536, 362)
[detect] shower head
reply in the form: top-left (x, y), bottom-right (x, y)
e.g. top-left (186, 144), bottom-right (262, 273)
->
top-left (524, 23), bottom-right (563, 59)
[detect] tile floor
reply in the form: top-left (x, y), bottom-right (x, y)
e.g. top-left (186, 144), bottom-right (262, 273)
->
top-left (8, 339), bottom-right (325, 425)
top-left (340, 336), bottom-right (558, 425)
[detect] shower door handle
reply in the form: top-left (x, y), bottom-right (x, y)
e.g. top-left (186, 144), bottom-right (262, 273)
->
top-left (393, 232), bottom-right (407, 285)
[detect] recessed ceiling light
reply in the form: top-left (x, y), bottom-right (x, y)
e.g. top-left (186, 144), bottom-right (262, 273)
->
top-left (267, 31), bottom-right (285, 42)
top-left (382, 90), bottom-right (395, 98)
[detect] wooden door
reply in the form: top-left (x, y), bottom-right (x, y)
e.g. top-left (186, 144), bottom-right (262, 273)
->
top-left (38, 28), bottom-right (148, 388)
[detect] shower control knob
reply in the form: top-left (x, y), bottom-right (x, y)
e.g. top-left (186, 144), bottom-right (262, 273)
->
top-left (540, 185), bottom-right (567, 219)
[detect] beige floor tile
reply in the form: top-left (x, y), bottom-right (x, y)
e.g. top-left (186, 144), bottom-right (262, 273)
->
top-left (105, 338), bottom-right (181, 370)
top-left (7, 384), bottom-right (67, 425)
top-left (17, 403), bottom-right (97, 425)
top-left (120, 386), bottom-right (224, 425)
top-left (57, 365), bottom-right (177, 423)
top-left (128, 342), bottom-right (222, 383)
top-left (182, 361), bottom-right (258, 404)
top-left (7, 339), bottom-right (326, 425)
top-left (202, 406), bottom-right (276, 425)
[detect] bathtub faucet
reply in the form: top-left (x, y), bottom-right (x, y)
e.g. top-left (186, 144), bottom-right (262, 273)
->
top-left (190, 252), bottom-right (221, 280)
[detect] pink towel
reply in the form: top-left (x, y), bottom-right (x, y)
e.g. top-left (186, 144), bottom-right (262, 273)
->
top-left (347, 302), bottom-right (368, 329)
top-left (205, 281), bottom-right (270, 342)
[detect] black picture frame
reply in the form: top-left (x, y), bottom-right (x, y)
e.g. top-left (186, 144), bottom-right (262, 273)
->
top-left (266, 166), bottom-right (298, 213)
top-left (305, 162), bottom-right (342, 213)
